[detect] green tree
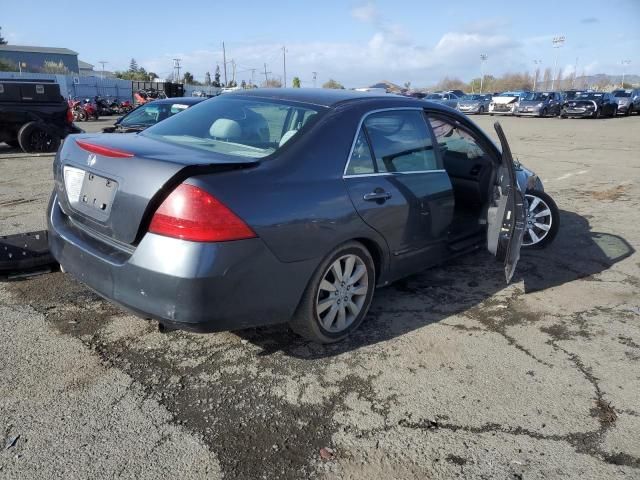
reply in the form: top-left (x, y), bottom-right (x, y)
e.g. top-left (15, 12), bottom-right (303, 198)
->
top-left (128, 58), bottom-right (139, 72)
top-left (322, 79), bottom-right (344, 89)
top-left (183, 71), bottom-right (194, 84)
top-left (204, 71), bottom-right (211, 86)
top-left (241, 80), bottom-right (247, 89)
top-left (0, 27), bottom-right (7, 45)
top-left (292, 76), bottom-right (301, 88)
top-left (213, 65), bottom-right (221, 87)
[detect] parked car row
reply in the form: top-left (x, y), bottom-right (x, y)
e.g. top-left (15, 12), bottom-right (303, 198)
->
top-left (447, 88), bottom-right (640, 119)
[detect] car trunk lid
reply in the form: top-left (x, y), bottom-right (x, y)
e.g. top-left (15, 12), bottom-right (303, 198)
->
top-left (53, 133), bottom-right (258, 245)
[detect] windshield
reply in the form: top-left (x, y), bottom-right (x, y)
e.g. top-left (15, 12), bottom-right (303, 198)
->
top-left (142, 97), bottom-right (323, 159)
top-left (426, 93), bottom-right (444, 100)
top-left (577, 93), bottom-right (604, 100)
top-left (613, 91), bottom-right (631, 98)
top-left (461, 95), bottom-right (482, 100)
top-left (496, 92), bottom-right (520, 97)
top-left (120, 102), bottom-right (190, 127)
top-left (523, 92), bottom-right (550, 101)
top-left (564, 91), bottom-right (582, 100)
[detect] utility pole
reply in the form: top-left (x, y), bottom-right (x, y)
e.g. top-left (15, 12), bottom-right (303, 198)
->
top-left (282, 46), bottom-right (287, 88)
top-left (312, 71), bottom-right (317, 88)
top-left (621, 60), bottom-right (631, 87)
top-left (250, 68), bottom-right (256, 87)
top-left (573, 57), bottom-right (579, 87)
top-left (98, 61), bottom-right (108, 80)
top-left (551, 35), bottom-right (565, 90)
top-left (231, 59), bottom-right (236, 86)
top-left (263, 63), bottom-right (271, 84)
top-left (533, 59), bottom-right (542, 91)
top-left (479, 54), bottom-right (487, 93)
top-left (222, 42), bottom-right (228, 87)
top-left (172, 58), bottom-right (182, 83)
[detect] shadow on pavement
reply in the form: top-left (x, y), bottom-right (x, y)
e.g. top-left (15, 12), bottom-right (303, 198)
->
top-left (238, 209), bottom-right (635, 358)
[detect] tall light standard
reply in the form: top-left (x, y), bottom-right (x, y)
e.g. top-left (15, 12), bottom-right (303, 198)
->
top-left (551, 35), bottom-right (565, 90)
top-left (98, 61), bottom-right (108, 80)
top-left (479, 54), bottom-right (487, 93)
top-left (621, 60), bottom-right (631, 87)
top-left (533, 59), bottom-right (542, 91)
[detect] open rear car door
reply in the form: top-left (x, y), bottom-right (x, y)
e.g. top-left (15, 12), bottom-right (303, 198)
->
top-left (486, 122), bottom-right (527, 283)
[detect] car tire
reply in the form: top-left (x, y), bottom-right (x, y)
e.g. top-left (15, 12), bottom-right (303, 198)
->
top-left (479, 106), bottom-right (485, 114)
top-left (541, 107), bottom-right (548, 117)
top-left (289, 241), bottom-right (376, 343)
top-left (17, 122), bottom-right (61, 153)
top-left (522, 189), bottom-right (559, 249)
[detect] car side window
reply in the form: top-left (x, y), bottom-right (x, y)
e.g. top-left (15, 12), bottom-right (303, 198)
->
top-left (363, 110), bottom-right (438, 173)
top-left (428, 116), bottom-right (488, 162)
top-left (345, 129), bottom-right (376, 175)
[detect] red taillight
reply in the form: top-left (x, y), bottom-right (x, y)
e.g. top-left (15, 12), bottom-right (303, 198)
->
top-left (149, 184), bottom-right (256, 242)
top-left (75, 139), bottom-right (134, 158)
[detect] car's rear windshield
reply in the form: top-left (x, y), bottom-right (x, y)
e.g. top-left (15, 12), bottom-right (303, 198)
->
top-left (142, 97), bottom-right (323, 159)
top-left (426, 94), bottom-right (444, 99)
top-left (461, 95), bottom-right (482, 100)
top-left (120, 102), bottom-right (190, 127)
top-left (613, 91), bottom-right (631, 97)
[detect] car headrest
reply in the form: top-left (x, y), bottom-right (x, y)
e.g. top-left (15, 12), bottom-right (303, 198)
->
top-left (279, 130), bottom-right (298, 147)
top-left (210, 118), bottom-right (241, 140)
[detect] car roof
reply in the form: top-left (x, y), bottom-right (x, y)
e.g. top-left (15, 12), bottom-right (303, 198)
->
top-left (147, 97), bottom-right (205, 105)
top-left (223, 88), bottom-right (403, 108)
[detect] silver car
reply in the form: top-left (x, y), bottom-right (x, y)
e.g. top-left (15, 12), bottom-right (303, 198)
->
top-left (612, 89), bottom-right (640, 116)
top-left (424, 92), bottom-right (460, 109)
top-left (457, 94), bottom-right (492, 114)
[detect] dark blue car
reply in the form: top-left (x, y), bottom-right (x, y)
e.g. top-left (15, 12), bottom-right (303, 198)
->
top-left (48, 89), bottom-right (540, 343)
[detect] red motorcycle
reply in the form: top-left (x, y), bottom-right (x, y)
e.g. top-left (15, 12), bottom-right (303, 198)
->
top-left (118, 100), bottom-right (133, 114)
top-left (69, 98), bottom-right (99, 121)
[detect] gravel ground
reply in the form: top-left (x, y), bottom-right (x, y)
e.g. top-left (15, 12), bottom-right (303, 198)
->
top-left (1, 114), bottom-right (639, 479)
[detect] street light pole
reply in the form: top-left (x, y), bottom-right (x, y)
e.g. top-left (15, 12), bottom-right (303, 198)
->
top-left (621, 60), bottom-right (631, 88)
top-left (533, 59), bottom-right (542, 92)
top-left (551, 35), bottom-right (565, 90)
top-left (99, 61), bottom-right (108, 80)
top-left (479, 54), bottom-right (487, 94)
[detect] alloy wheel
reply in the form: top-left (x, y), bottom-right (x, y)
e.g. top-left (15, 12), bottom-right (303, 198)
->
top-left (523, 194), bottom-right (553, 246)
top-left (315, 254), bottom-right (369, 333)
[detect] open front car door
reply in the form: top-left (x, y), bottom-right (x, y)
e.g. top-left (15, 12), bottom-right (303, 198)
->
top-left (486, 122), bottom-right (527, 283)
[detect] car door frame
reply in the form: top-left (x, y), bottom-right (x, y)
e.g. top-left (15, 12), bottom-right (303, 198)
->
top-left (423, 108), bottom-right (526, 282)
top-left (342, 106), bottom-right (455, 281)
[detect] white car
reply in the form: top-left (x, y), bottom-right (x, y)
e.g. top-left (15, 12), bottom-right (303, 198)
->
top-left (489, 92), bottom-right (529, 116)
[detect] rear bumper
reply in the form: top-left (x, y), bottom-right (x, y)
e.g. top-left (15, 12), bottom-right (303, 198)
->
top-left (47, 194), bottom-right (315, 332)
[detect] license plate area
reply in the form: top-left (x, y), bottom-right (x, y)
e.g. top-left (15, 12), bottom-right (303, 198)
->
top-left (63, 166), bottom-right (118, 222)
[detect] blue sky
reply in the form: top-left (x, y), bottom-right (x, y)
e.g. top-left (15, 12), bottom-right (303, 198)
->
top-left (2, 0), bottom-right (638, 87)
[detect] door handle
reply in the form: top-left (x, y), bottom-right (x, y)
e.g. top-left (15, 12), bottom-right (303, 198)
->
top-left (363, 191), bottom-right (392, 201)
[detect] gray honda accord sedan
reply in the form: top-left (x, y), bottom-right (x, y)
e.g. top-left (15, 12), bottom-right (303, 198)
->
top-left (48, 89), bottom-right (552, 343)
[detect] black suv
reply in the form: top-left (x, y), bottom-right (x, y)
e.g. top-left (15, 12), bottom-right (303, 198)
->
top-left (0, 80), bottom-right (82, 153)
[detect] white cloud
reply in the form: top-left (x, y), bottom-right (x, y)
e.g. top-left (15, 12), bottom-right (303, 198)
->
top-left (133, 27), bottom-right (527, 88)
top-left (351, 2), bottom-right (378, 24)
